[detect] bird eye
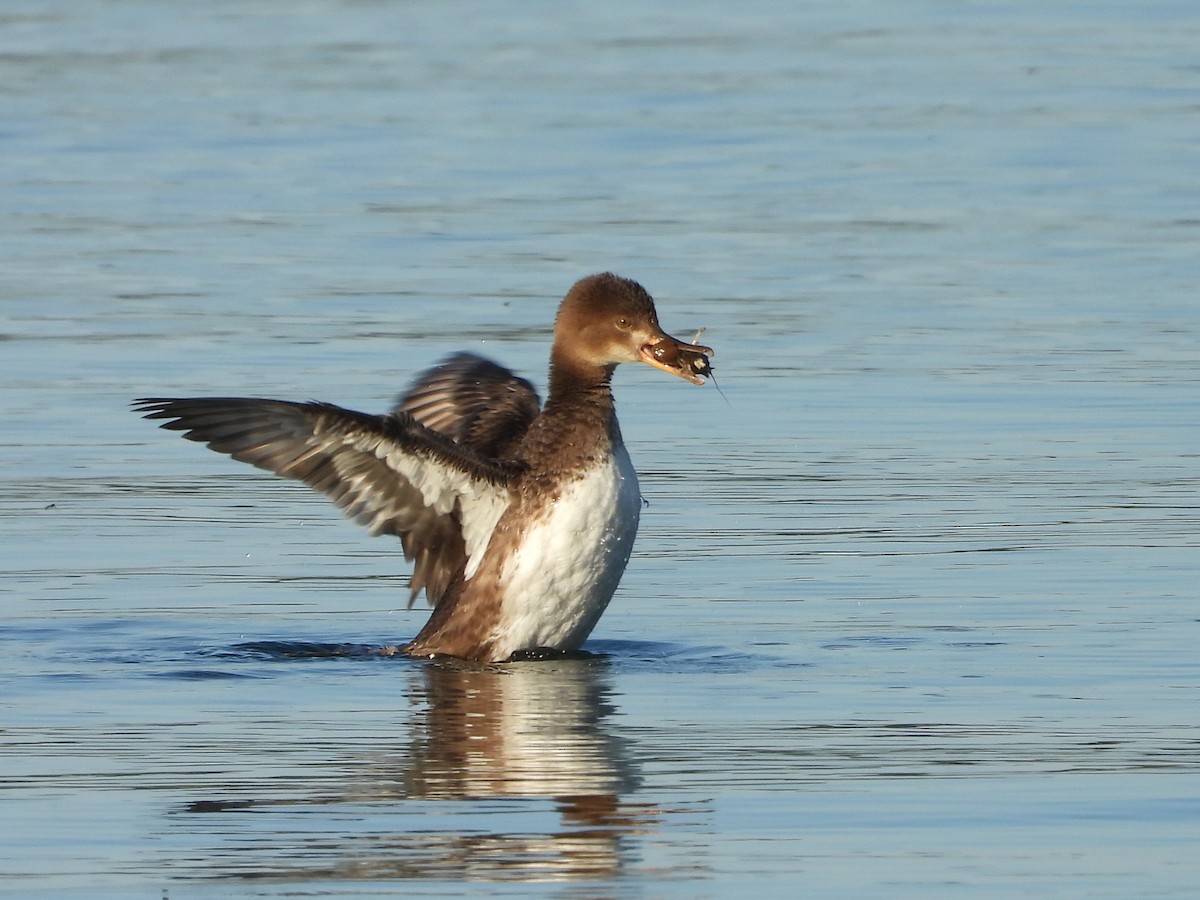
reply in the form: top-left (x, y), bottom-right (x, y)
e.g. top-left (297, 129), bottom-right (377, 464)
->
top-left (616, 316), bottom-right (631, 330)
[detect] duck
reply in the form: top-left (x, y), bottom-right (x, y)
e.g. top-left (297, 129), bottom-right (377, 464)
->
top-left (135, 273), bottom-right (714, 662)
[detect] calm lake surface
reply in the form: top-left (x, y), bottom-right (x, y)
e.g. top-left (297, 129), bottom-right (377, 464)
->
top-left (3, 1), bottom-right (1199, 896)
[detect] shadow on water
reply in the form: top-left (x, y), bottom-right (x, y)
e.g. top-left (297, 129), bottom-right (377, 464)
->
top-left (210, 636), bottom-right (802, 673)
top-left (166, 643), bottom-right (710, 883)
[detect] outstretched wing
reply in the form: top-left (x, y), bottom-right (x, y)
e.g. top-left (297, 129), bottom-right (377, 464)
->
top-left (388, 353), bottom-right (541, 603)
top-left (134, 397), bottom-right (520, 606)
top-left (396, 352), bottom-right (541, 458)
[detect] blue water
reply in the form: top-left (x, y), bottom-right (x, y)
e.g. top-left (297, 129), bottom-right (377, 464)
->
top-left (2, 1), bottom-right (1199, 896)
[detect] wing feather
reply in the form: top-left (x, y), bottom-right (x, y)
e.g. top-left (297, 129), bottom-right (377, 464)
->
top-left (134, 397), bottom-right (519, 606)
top-left (386, 353), bottom-right (542, 603)
top-left (395, 353), bottom-right (541, 457)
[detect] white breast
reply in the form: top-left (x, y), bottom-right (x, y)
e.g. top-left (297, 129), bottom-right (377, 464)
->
top-left (490, 444), bottom-right (642, 655)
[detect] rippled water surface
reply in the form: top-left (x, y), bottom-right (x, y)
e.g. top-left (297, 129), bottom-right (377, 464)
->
top-left (3, 1), bottom-right (1199, 896)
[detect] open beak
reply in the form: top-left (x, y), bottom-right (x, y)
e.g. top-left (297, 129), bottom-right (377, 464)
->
top-left (639, 331), bottom-right (715, 385)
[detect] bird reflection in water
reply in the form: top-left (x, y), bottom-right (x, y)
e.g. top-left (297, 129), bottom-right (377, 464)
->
top-left (392, 656), bottom-right (649, 880)
top-left (177, 650), bottom-right (701, 883)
